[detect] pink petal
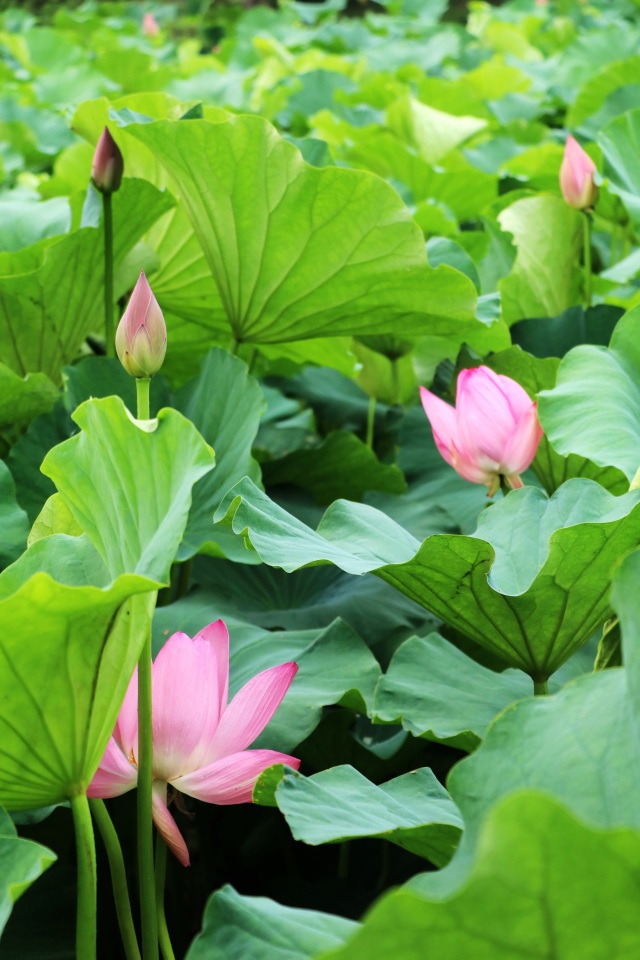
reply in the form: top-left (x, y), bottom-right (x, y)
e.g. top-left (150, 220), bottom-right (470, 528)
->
top-left (419, 387), bottom-right (458, 467)
top-left (449, 447), bottom-right (497, 485)
top-left (87, 738), bottom-right (138, 799)
top-left (173, 750), bottom-right (300, 805)
top-left (203, 662), bottom-right (298, 762)
top-left (152, 781), bottom-right (190, 867)
top-left (456, 367), bottom-right (535, 474)
top-left (492, 371), bottom-right (534, 421)
top-left (194, 620), bottom-right (229, 721)
top-left (420, 384), bottom-right (496, 485)
top-left (151, 623), bottom-right (230, 782)
top-left (501, 403), bottom-right (544, 474)
top-left (114, 666), bottom-right (138, 761)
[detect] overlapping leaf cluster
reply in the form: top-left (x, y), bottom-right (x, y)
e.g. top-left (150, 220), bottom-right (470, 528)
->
top-left (1, 0), bottom-right (640, 956)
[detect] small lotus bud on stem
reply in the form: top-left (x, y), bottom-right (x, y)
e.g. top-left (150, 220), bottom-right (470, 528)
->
top-left (559, 135), bottom-right (598, 211)
top-left (115, 272), bottom-right (167, 379)
top-left (92, 127), bottom-right (124, 195)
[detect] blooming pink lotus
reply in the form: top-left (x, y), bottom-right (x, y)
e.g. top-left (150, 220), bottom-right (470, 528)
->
top-left (115, 272), bottom-right (167, 379)
top-left (88, 621), bottom-right (299, 866)
top-left (420, 366), bottom-right (543, 496)
top-left (559, 135), bottom-right (598, 210)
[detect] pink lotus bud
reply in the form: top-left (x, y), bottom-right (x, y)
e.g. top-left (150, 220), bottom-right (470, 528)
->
top-left (115, 272), bottom-right (167, 379)
top-left (420, 366), bottom-right (543, 496)
top-left (91, 127), bottom-right (124, 195)
top-left (142, 13), bottom-right (160, 37)
top-left (559, 135), bottom-right (598, 210)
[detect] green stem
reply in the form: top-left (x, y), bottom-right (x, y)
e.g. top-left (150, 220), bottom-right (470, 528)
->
top-left (155, 833), bottom-right (176, 960)
top-left (533, 679), bottom-right (549, 696)
top-left (137, 632), bottom-right (158, 960)
top-left (136, 377), bottom-right (158, 960)
top-left (391, 359), bottom-right (400, 405)
top-left (177, 559), bottom-right (192, 600)
top-left (247, 347), bottom-right (257, 374)
top-left (103, 191), bottom-right (114, 358)
top-left (583, 212), bottom-right (592, 309)
top-left (90, 799), bottom-right (141, 960)
top-left (136, 378), bottom-right (151, 421)
top-left (609, 226), bottom-right (615, 265)
top-left (71, 793), bottom-right (98, 960)
top-left (365, 395), bottom-right (376, 450)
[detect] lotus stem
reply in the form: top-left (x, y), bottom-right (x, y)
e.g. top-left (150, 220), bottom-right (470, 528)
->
top-left (136, 378), bottom-right (151, 421)
top-left (136, 375), bottom-right (158, 959)
top-left (103, 191), bottom-right (115, 357)
top-left (155, 832), bottom-right (176, 960)
top-left (391, 358), bottom-right (400, 405)
top-left (90, 798), bottom-right (141, 960)
top-left (366, 395), bottom-right (376, 449)
top-left (71, 793), bottom-right (98, 960)
top-left (533, 679), bottom-right (549, 696)
top-left (583, 212), bottom-right (592, 309)
top-left (137, 630), bottom-right (158, 959)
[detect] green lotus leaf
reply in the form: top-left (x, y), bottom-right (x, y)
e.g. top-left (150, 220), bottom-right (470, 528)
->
top-left (272, 765), bottom-right (462, 866)
top-left (127, 116), bottom-right (506, 351)
top-left (321, 794), bottom-right (640, 960)
top-left (0, 575), bottom-right (156, 810)
top-left (215, 477), bottom-right (640, 678)
top-left (538, 305), bottom-right (640, 483)
top-left (41, 396), bottom-right (215, 583)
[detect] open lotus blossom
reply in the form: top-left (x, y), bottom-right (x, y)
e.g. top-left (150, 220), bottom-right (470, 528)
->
top-left (115, 271), bottom-right (167, 379)
top-left (88, 621), bottom-right (299, 866)
top-left (420, 366), bottom-right (543, 496)
top-left (559, 135), bottom-right (598, 210)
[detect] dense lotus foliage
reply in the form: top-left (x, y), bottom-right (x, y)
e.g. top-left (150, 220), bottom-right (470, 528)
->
top-left (2, 0), bottom-right (640, 956)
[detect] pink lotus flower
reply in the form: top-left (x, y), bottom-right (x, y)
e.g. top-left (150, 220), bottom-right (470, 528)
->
top-left (420, 366), bottom-right (543, 496)
top-left (91, 127), bottom-right (124, 195)
top-left (88, 621), bottom-right (299, 866)
top-left (559, 135), bottom-right (598, 210)
top-left (115, 272), bottom-right (167, 379)
top-left (142, 13), bottom-right (160, 37)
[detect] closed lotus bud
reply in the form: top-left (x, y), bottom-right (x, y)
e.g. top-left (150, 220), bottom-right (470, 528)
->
top-left (142, 13), bottom-right (160, 37)
top-left (92, 127), bottom-right (124, 195)
top-left (559, 135), bottom-right (598, 210)
top-left (420, 366), bottom-right (543, 496)
top-left (115, 272), bottom-right (167, 379)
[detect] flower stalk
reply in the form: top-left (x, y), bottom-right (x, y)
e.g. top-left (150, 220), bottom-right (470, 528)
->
top-left (103, 192), bottom-right (114, 357)
top-left (71, 793), bottom-right (98, 960)
top-left (89, 798), bottom-right (141, 960)
top-left (155, 832), bottom-right (176, 960)
top-left (583, 212), bottom-right (592, 309)
top-left (366, 395), bottom-right (376, 450)
top-left (137, 375), bottom-right (157, 959)
top-left (138, 635), bottom-right (157, 960)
